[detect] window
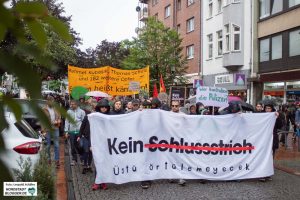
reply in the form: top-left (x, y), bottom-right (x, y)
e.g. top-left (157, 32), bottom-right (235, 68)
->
top-left (271, 35), bottom-right (282, 60)
top-left (177, 24), bottom-right (181, 33)
top-left (177, 0), bottom-right (181, 10)
top-left (260, 0), bottom-right (270, 19)
top-left (187, 0), bottom-right (195, 6)
top-left (154, 13), bottom-right (158, 20)
top-left (224, 24), bottom-right (230, 52)
top-left (232, 25), bottom-right (240, 51)
top-left (289, 29), bottom-right (300, 57)
top-left (260, 0), bottom-right (283, 19)
top-left (165, 5), bottom-right (171, 18)
top-left (208, 0), bottom-right (213, 18)
top-left (187, 17), bottom-right (194, 33)
top-left (187, 45), bottom-right (194, 59)
top-left (260, 38), bottom-right (270, 62)
top-left (152, 0), bottom-right (158, 6)
top-left (208, 34), bottom-right (213, 59)
top-left (271, 0), bottom-right (283, 15)
top-left (289, 0), bottom-right (300, 7)
top-left (217, 30), bottom-right (223, 56)
top-left (217, 0), bottom-right (223, 13)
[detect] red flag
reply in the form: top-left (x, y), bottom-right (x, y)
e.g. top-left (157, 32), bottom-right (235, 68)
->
top-left (153, 83), bottom-right (158, 97)
top-left (159, 74), bottom-right (166, 93)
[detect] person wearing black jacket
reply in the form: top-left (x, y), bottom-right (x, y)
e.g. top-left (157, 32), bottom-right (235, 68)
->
top-left (110, 100), bottom-right (125, 115)
top-left (78, 98), bottom-right (110, 190)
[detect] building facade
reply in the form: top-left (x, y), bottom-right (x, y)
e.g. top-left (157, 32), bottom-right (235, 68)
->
top-left (202, 0), bottom-right (252, 102)
top-left (251, 0), bottom-right (300, 104)
top-left (137, 0), bottom-right (201, 84)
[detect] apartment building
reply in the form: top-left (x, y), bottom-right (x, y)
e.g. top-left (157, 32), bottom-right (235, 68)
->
top-left (137, 0), bottom-right (201, 85)
top-left (202, 0), bottom-right (252, 102)
top-left (250, 0), bottom-right (300, 104)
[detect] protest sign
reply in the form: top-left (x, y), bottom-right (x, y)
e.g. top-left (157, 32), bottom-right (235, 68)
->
top-left (196, 86), bottom-right (228, 107)
top-left (89, 110), bottom-right (276, 184)
top-left (68, 65), bottom-right (149, 96)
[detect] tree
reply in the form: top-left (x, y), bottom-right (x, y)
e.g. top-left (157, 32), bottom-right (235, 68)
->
top-left (0, 0), bottom-right (74, 182)
top-left (122, 17), bottom-right (188, 89)
top-left (5, 0), bottom-right (80, 79)
top-left (94, 39), bottom-right (129, 68)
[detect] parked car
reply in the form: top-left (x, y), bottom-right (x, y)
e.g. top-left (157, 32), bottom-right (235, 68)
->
top-left (0, 112), bottom-right (42, 177)
top-left (5, 99), bottom-right (47, 132)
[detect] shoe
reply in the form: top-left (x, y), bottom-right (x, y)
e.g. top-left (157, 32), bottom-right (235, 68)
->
top-left (141, 181), bottom-right (150, 189)
top-left (55, 161), bottom-right (60, 168)
top-left (259, 178), bottom-right (266, 182)
top-left (178, 179), bottom-right (186, 186)
top-left (92, 184), bottom-right (100, 191)
top-left (169, 179), bottom-right (176, 183)
top-left (101, 183), bottom-right (108, 190)
top-left (87, 166), bottom-right (93, 173)
top-left (70, 160), bottom-right (76, 166)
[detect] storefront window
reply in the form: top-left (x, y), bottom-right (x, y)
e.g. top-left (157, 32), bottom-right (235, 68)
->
top-left (286, 81), bottom-right (300, 89)
top-left (264, 82), bottom-right (284, 90)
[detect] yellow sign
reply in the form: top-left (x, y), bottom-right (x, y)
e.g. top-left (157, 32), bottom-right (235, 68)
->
top-left (68, 65), bottom-right (149, 96)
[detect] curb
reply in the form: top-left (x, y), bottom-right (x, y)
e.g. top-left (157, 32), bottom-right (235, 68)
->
top-left (275, 164), bottom-right (300, 176)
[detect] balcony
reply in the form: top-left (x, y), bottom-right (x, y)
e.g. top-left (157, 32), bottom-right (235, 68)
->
top-left (139, 7), bottom-right (148, 21)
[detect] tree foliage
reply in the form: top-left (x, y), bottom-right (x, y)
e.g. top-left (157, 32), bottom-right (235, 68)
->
top-left (0, 0), bottom-right (74, 182)
top-left (122, 17), bottom-right (188, 87)
top-left (94, 39), bottom-right (129, 68)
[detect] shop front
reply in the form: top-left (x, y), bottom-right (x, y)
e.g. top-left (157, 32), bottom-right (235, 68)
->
top-left (202, 70), bottom-right (250, 102)
top-left (263, 80), bottom-right (300, 103)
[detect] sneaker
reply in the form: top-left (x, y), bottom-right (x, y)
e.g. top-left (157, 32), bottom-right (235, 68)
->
top-left (92, 183), bottom-right (100, 191)
top-left (141, 181), bottom-right (150, 189)
top-left (87, 166), bottom-right (93, 173)
top-left (101, 183), bottom-right (108, 190)
top-left (178, 179), bottom-right (186, 186)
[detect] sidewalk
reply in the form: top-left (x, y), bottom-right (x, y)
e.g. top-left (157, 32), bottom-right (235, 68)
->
top-left (274, 133), bottom-right (300, 176)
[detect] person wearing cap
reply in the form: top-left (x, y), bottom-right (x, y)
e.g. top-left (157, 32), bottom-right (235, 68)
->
top-left (65, 100), bottom-right (86, 166)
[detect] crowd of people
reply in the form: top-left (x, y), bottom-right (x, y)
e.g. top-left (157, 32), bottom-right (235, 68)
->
top-left (42, 94), bottom-right (300, 190)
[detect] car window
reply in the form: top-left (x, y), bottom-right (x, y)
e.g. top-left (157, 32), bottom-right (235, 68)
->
top-left (14, 120), bottom-right (39, 139)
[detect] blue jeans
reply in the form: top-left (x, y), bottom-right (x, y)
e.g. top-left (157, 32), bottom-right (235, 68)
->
top-left (69, 133), bottom-right (80, 162)
top-left (46, 128), bottom-right (60, 161)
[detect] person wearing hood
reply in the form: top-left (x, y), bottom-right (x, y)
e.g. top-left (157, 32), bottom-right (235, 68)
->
top-left (78, 98), bottom-right (110, 190)
top-left (264, 103), bottom-right (282, 159)
top-left (151, 98), bottom-right (161, 109)
top-left (110, 100), bottom-right (125, 115)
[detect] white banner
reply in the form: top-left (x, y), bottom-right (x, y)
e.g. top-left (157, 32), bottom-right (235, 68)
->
top-left (196, 86), bottom-right (228, 107)
top-left (89, 110), bottom-right (276, 184)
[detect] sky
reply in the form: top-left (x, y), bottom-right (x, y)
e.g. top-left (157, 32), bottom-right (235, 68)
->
top-left (59, 0), bottom-right (139, 51)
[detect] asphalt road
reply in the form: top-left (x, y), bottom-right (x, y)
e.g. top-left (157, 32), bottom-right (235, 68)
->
top-left (71, 163), bottom-right (300, 200)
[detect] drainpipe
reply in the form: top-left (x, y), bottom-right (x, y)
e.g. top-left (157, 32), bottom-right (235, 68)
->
top-left (249, 0), bottom-right (254, 104)
top-left (200, 0), bottom-right (203, 81)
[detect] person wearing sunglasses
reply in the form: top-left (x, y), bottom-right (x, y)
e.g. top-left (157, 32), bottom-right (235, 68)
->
top-left (169, 100), bottom-right (186, 186)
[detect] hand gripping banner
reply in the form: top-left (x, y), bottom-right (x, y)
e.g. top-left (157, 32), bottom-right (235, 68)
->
top-left (88, 110), bottom-right (276, 184)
